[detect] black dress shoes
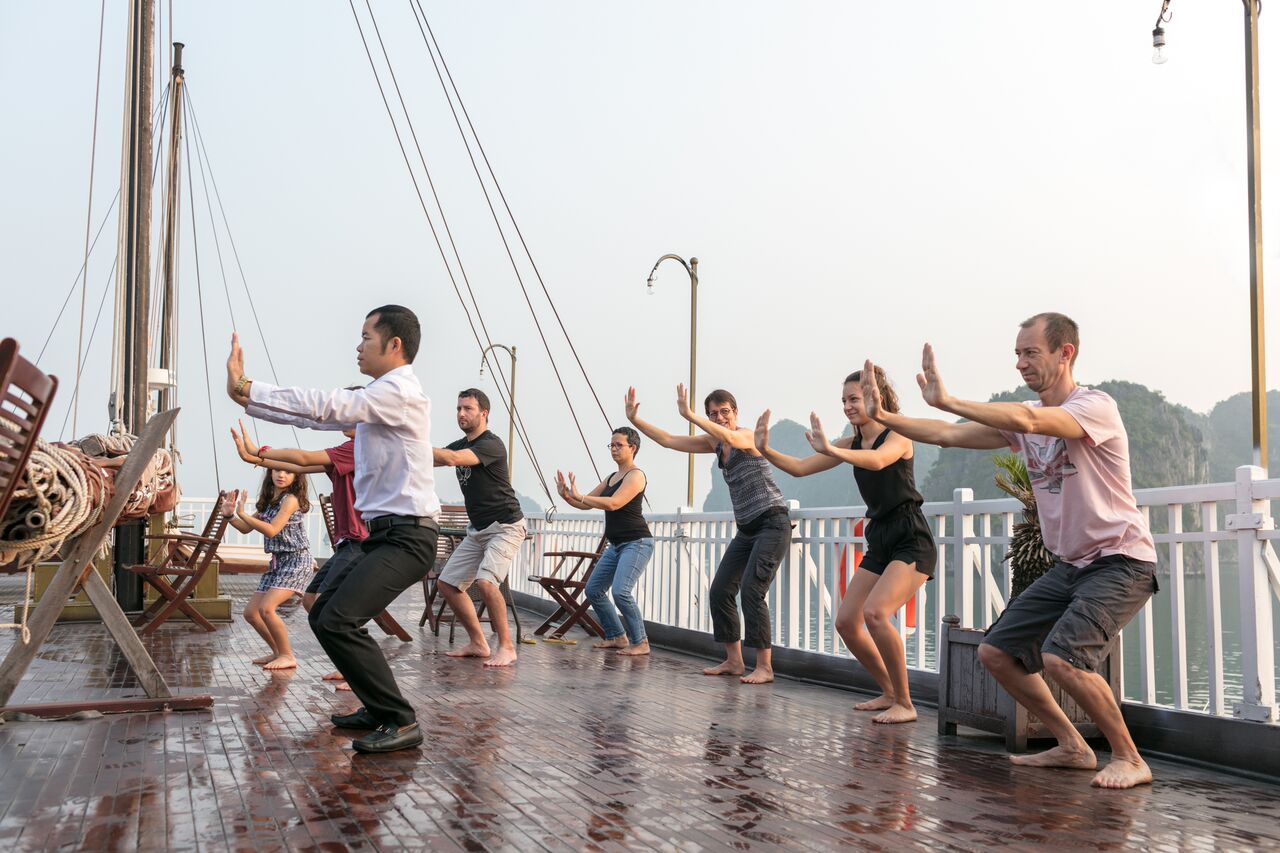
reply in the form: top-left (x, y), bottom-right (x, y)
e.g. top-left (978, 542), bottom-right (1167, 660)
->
top-left (330, 707), bottom-right (379, 729)
top-left (353, 722), bottom-right (423, 754)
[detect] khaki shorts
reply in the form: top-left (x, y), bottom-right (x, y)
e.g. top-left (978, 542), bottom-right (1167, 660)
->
top-left (438, 519), bottom-right (527, 590)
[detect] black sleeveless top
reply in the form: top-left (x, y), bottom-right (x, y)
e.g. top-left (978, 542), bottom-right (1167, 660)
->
top-left (852, 428), bottom-right (924, 520)
top-left (601, 470), bottom-right (651, 546)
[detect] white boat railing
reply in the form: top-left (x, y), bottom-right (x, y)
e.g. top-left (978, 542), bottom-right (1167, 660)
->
top-left (181, 464), bottom-right (1280, 724)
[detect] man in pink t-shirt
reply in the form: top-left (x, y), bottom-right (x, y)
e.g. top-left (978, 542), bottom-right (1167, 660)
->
top-left (862, 313), bottom-right (1157, 791)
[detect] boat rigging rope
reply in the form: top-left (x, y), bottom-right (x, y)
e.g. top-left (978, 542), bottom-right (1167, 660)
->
top-left (40, 85), bottom-right (171, 368)
top-left (182, 107), bottom-right (222, 489)
top-left (347, 0), bottom-right (561, 504)
top-left (354, 0), bottom-right (563, 496)
top-left (410, 0), bottom-right (615, 437)
top-left (72, 0), bottom-right (110, 438)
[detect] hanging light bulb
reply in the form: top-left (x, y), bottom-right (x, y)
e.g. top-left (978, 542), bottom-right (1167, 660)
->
top-left (1152, 26), bottom-right (1168, 65)
top-left (646, 273), bottom-right (656, 296)
top-left (479, 361), bottom-right (487, 380)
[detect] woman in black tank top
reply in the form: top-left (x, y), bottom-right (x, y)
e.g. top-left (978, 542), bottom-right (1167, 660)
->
top-left (754, 367), bottom-right (936, 725)
top-left (556, 427), bottom-right (654, 656)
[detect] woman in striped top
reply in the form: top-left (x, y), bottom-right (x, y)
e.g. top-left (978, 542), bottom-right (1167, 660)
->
top-left (626, 384), bottom-right (790, 684)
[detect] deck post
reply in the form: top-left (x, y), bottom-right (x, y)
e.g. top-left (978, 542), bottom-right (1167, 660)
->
top-left (952, 489), bottom-right (975, 628)
top-left (1230, 465), bottom-right (1278, 722)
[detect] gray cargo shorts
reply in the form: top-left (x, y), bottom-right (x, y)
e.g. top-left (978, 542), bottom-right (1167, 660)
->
top-left (981, 554), bottom-right (1158, 674)
top-left (438, 519), bottom-right (527, 590)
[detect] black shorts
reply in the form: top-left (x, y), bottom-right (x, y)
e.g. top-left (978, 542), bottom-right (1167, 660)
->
top-left (981, 554), bottom-right (1158, 674)
top-left (861, 505), bottom-right (937, 579)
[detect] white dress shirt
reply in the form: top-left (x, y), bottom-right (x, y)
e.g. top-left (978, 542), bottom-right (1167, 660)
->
top-left (246, 365), bottom-right (441, 521)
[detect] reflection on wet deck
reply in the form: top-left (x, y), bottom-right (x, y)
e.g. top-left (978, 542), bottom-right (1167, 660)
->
top-left (1, 578), bottom-right (1278, 851)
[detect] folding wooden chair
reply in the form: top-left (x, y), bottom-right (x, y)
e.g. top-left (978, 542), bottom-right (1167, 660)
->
top-left (319, 493), bottom-right (411, 641)
top-left (419, 504), bottom-right (469, 630)
top-left (0, 338), bottom-right (57, 536)
top-left (425, 505), bottom-right (526, 644)
top-left (528, 533), bottom-right (607, 640)
top-left (127, 499), bottom-right (231, 635)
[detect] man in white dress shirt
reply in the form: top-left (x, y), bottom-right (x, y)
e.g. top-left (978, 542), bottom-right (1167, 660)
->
top-left (226, 305), bottom-right (440, 753)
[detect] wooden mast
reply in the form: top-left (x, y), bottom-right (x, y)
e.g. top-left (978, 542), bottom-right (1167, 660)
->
top-left (111, 0), bottom-right (155, 610)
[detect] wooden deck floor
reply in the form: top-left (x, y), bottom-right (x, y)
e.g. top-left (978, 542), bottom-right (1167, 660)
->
top-left (1, 578), bottom-right (1278, 852)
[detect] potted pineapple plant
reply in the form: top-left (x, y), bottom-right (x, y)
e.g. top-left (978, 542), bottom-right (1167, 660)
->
top-left (936, 454), bottom-right (1122, 750)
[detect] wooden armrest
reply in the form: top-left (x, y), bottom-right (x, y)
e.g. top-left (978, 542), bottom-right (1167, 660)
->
top-left (146, 533), bottom-right (221, 546)
top-left (544, 550), bottom-right (600, 559)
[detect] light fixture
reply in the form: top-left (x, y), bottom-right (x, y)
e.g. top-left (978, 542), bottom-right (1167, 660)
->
top-left (646, 273), bottom-right (656, 296)
top-left (1152, 0), bottom-right (1172, 65)
top-left (1152, 26), bottom-right (1168, 65)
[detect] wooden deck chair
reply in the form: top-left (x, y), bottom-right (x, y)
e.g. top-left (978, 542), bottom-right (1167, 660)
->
top-left (127, 497), bottom-right (231, 635)
top-left (419, 504), bottom-right (469, 630)
top-left (0, 338), bottom-right (58, 547)
top-left (425, 505), bottom-right (525, 644)
top-left (318, 493), bottom-right (411, 642)
top-left (528, 533), bottom-right (607, 640)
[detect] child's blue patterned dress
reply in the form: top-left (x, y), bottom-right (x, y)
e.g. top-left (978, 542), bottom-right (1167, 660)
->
top-left (255, 498), bottom-right (314, 593)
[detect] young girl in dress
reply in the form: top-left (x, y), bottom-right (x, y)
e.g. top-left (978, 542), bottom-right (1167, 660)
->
top-left (220, 468), bottom-right (314, 670)
top-left (754, 367), bottom-right (937, 723)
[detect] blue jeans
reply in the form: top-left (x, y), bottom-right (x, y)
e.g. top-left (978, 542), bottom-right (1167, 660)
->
top-left (585, 537), bottom-right (654, 644)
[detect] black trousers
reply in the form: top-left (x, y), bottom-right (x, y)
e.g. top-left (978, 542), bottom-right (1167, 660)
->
top-left (709, 511), bottom-right (791, 649)
top-left (309, 524), bottom-right (437, 727)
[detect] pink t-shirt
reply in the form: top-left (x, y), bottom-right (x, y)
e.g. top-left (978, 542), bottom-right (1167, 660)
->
top-left (999, 387), bottom-right (1156, 567)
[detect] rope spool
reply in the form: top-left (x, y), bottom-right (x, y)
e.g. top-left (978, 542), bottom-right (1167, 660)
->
top-left (0, 434), bottom-right (179, 644)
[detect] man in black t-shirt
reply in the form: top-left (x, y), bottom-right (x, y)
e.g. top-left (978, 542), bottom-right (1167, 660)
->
top-left (433, 389), bottom-right (527, 667)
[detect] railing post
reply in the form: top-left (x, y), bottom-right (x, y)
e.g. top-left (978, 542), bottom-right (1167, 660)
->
top-left (1229, 465), bottom-right (1278, 722)
top-left (952, 488), bottom-right (975, 627)
top-left (786, 500), bottom-right (801, 649)
top-left (675, 505), bottom-right (690, 630)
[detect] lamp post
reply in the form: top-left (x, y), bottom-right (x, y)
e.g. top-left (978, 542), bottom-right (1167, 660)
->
top-left (647, 254), bottom-right (699, 506)
top-left (479, 344), bottom-right (518, 479)
top-left (1153, 0), bottom-right (1267, 468)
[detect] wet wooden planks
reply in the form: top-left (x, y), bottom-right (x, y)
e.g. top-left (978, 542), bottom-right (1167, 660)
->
top-left (0, 577), bottom-right (1278, 851)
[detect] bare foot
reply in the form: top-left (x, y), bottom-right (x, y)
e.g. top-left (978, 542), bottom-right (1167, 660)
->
top-left (872, 703), bottom-right (918, 724)
top-left (322, 671), bottom-right (345, 681)
top-left (1009, 744), bottom-right (1098, 770)
top-left (703, 660), bottom-right (746, 677)
top-left (335, 681), bottom-right (352, 691)
top-left (446, 642), bottom-right (491, 659)
top-left (263, 655), bottom-right (297, 671)
top-left (593, 637), bottom-right (629, 650)
top-left (252, 654), bottom-right (276, 666)
top-left (740, 667), bottom-right (774, 685)
top-left (854, 693), bottom-right (896, 711)
top-left (1092, 757), bottom-right (1153, 789)
top-left (484, 646), bottom-right (518, 668)
top-left (617, 641), bottom-right (650, 657)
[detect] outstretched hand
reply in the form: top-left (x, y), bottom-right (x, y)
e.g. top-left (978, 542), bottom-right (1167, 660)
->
top-left (805, 412), bottom-right (833, 455)
top-left (917, 343), bottom-right (950, 411)
top-left (230, 419), bottom-right (259, 463)
top-left (861, 359), bottom-right (884, 421)
top-left (754, 410), bottom-right (772, 452)
top-left (624, 387), bottom-right (640, 421)
top-left (675, 383), bottom-right (694, 421)
top-left (218, 489), bottom-right (238, 517)
top-left (225, 333), bottom-right (246, 400)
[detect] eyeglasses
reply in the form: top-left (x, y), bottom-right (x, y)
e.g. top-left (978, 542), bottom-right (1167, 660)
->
top-left (607, 442), bottom-right (630, 450)
top-left (708, 407), bottom-right (735, 418)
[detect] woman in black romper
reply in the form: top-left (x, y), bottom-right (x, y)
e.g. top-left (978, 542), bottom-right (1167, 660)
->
top-left (754, 367), bottom-right (936, 723)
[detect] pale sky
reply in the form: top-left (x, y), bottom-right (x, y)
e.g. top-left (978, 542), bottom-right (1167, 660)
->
top-left (4, 1), bottom-right (1278, 510)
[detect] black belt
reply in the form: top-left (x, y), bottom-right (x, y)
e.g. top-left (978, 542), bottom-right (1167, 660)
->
top-left (366, 515), bottom-right (439, 533)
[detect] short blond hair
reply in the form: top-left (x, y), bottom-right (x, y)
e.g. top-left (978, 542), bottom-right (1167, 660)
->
top-left (1021, 312), bottom-right (1079, 365)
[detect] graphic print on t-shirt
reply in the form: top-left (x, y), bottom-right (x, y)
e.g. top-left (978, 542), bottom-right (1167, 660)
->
top-left (456, 464), bottom-right (473, 488)
top-left (1025, 438), bottom-right (1078, 495)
